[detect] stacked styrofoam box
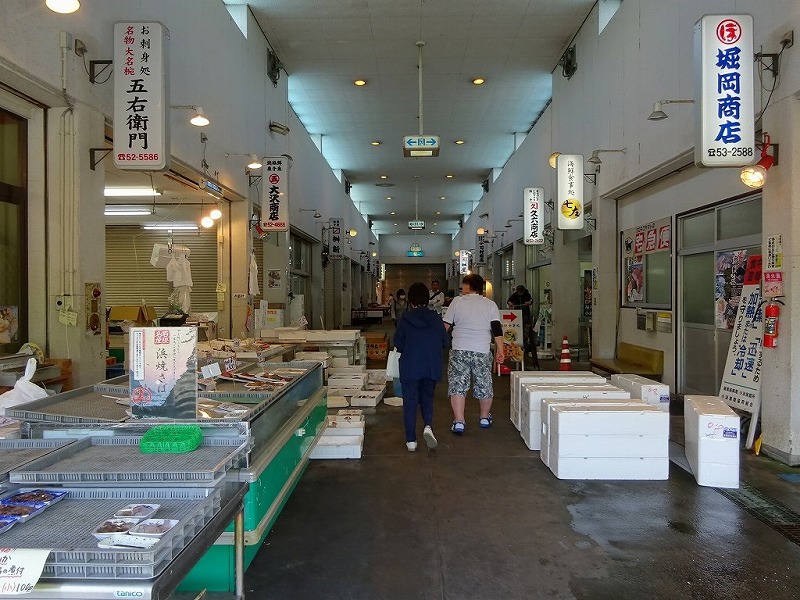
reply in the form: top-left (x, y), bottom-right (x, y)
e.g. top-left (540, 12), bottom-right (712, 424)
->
top-left (294, 352), bottom-right (331, 368)
top-left (684, 395), bottom-right (740, 488)
top-left (540, 398), bottom-right (650, 467)
top-left (329, 365), bottom-right (367, 375)
top-left (509, 371), bottom-right (605, 430)
top-left (549, 405), bottom-right (669, 479)
top-left (306, 329), bottom-right (360, 342)
top-left (365, 369), bottom-right (388, 396)
top-left (520, 383), bottom-right (630, 450)
top-left (350, 389), bottom-right (384, 407)
top-left (610, 374), bottom-right (671, 412)
top-left (310, 409), bottom-right (364, 459)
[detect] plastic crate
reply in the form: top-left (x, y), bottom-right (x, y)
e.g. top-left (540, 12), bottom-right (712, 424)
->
top-left (139, 424), bottom-right (203, 454)
top-left (0, 439), bottom-right (76, 482)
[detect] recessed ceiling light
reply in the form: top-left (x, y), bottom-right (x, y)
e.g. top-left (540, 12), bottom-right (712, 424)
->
top-left (390, 212), bottom-right (396, 215)
top-left (454, 140), bottom-right (466, 145)
top-left (436, 211), bottom-right (441, 215)
top-left (354, 79), bottom-right (367, 86)
top-left (386, 196), bottom-right (392, 200)
top-left (440, 196), bottom-right (446, 200)
top-left (394, 223), bottom-right (398, 226)
top-left (433, 222), bottom-right (437, 226)
top-left (430, 231), bottom-right (435, 234)
top-left (445, 174), bottom-right (453, 179)
top-left (379, 175), bottom-right (388, 179)
top-left (395, 230), bottom-right (400, 234)
top-left (371, 140), bottom-right (381, 146)
top-left (472, 77), bottom-right (485, 85)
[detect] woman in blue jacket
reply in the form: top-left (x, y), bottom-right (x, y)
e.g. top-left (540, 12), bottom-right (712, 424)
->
top-left (393, 282), bottom-right (449, 451)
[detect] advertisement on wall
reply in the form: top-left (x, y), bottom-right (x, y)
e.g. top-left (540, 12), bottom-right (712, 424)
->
top-left (694, 15), bottom-right (755, 168)
top-left (621, 217), bottom-right (671, 305)
top-left (556, 155), bottom-right (583, 230)
top-left (261, 157), bottom-right (289, 231)
top-left (715, 249), bottom-right (748, 330)
top-left (113, 22), bottom-right (169, 171)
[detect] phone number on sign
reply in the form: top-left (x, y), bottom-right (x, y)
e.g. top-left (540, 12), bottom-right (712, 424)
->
top-left (117, 153), bottom-right (160, 161)
top-left (706, 147), bottom-right (753, 158)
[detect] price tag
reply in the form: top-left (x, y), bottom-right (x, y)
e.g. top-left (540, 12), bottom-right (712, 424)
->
top-left (0, 548), bottom-right (51, 595)
top-left (224, 357), bottom-right (237, 373)
top-left (200, 362), bottom-right (222, 379)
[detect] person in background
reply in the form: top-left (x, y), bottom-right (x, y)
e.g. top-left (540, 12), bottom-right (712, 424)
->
top-left (390, 288), bottom-right (409, 324)
top-left (428, 279), bottom-right (445, 315)
top-left (443, 273), bottom-right (504, 434)
top-left (507, 284), bottom-right (535, 358)
top-left (393, 282), bottom-right (448, 451)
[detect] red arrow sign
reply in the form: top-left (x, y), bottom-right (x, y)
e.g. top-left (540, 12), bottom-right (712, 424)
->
top-left (502, 312), bottom-right (517, 321)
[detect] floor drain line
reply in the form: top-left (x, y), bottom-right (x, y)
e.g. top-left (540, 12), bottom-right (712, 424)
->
top-left (717, 482), bottom-right (800, 546)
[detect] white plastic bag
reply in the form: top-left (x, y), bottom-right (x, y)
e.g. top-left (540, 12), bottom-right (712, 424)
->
top-left (0, 358), bottom-right (49, 415)
top-left (386, 348), bottom-right (401, 379)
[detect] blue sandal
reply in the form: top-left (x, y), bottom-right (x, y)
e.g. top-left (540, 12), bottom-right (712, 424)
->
top-left (479, 414), bottom-right (493, 428)
top-left (451, 420), bottom-right (465, 435)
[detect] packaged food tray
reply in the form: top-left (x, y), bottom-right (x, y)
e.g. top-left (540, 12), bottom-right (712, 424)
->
top-left (0, 439), bottom-right (76, 482)
top-left (4, 387), bottom-right (130, 423)
top-left (9, 434), bottom-right (250, 486)
top-left (0, 486), bottom-right (220, 579)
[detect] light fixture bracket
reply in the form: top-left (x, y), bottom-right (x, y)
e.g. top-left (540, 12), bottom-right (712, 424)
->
top-left (89, 59), bottom-right (112, 84)
top-left (755, 52), bottom-right (780, 78)
top-left (89, 147), bottom-right (111, 171)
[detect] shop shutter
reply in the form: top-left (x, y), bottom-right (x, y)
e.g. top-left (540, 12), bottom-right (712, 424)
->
top-left (105, 226), bottom-right (218, 314)
top-left (252, 234), bottom-right (264, 299)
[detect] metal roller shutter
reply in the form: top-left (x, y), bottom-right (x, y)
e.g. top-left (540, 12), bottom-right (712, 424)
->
top-left (105, 226), bottom-right (218, 313)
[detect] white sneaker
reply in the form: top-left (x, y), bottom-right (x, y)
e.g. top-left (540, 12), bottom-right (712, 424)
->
top-left (423, 426), bottom-right (438, 449)
top-left (406, 441), bottom-right (417, 451)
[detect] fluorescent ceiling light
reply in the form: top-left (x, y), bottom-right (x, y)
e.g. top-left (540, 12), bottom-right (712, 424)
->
top-left (104, 207), bottom-right (154, 216)
top-left (104, 187), bottom-right (161, 197)
top-left (142, 224), bottom-right (198, 230)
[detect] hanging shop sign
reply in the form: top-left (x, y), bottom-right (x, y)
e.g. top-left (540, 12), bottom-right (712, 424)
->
top-left (113, 22), bottom-right (169, 171)
top-left (459, 251), bottom-right (470, 274)
top-left (556, 155), bottom-right (583, 230)
top-left (328, 218), bottom-right (344, 259)
top-left (694, 14), bottom-right (754, 168)
top-left (523, 187), bottom-right (545, 244)
top-left (445, 260), bottom-right (452, 280)
top-left (261, 157), bottom-right (289, 231)
top-left (475, 233), bottom-right (487, 266)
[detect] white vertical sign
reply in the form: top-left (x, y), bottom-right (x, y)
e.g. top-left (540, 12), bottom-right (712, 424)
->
top-left (113, 22), bottom-right (169, 171)
top-left (261, 157), bottom-right (289, 231)
top-left (523, 187), bottom-right (544, 245)
top-left (694, 14), bottom-right (755, 167)
top-left (445, 260), bottom-right (452, 280)
top-left (475, 234), bottom-right (487, 266)
top-left (328, 218), bottom-right (343, 259)
top-left (459, 251), bottom-right (470, 274)
top-left (556, 154), bottom-right (584, 230)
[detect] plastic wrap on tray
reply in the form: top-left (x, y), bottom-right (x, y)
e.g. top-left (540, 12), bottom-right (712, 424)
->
top-left (113, 503), bottom-right (160, 520)
top-left (196, 399), bottom-right (249, 419)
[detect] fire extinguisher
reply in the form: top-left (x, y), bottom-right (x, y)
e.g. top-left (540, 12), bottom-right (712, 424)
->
top-left (763, 299), bottom-right (784, 348)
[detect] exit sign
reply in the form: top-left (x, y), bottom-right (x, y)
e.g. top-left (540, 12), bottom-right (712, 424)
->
top-left (408, 220), bottom-right (425, 230)
top-left (407, 250), bottom-right (425, 257)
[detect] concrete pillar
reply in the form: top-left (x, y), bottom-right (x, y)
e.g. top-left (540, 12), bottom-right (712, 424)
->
top-left (263, 231), bottom-right (290, 327)
top-left (760, 93), bottom-right (800, 465)
top-left (551, 229), bottom-right (582, 347)
top-left (45, 104), bottom-right (106, 387)
top-left (226, 197), bottom-right (250, 338)
top-left (592, 191), bottom-right (618, 360)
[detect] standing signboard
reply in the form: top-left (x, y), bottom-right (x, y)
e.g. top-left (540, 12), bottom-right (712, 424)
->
top-left (113, 22), bottom-right (169, 171)
top-left (556, 155), bottom-right (584, 230)
top-left (499, 310), bottom-right (524, 365)
top-left (694, 15), bottom-right (755, 168)
top-left (719, 255), bottom-right (763, 449)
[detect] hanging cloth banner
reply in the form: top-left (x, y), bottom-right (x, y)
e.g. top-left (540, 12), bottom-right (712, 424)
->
top-left (719, 255), bottom-right (763, 449)
top-left (261, 157), bottom-right (289, 231)
top-left (523, 187), bottom-right (545, 244)
top-left (328, 218), bottom-right (343, 259)
top-left (475, 234), bottom-right (487, 266)
top-left (556, 154), bottom-right (584, 230)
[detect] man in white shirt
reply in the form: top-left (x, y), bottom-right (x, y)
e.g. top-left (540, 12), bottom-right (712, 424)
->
top-left (442, 273), bottom-right (504, 434)
top-left (428, 279), bottom-right (445, 315)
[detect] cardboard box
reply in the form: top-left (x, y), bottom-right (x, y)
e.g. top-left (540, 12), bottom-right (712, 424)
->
top-left (108, 305), bottom-right (157, 326)
top-left (684, 395), bottom-right (740, 488)
top-left (366, 340), bottom-right (389, 359)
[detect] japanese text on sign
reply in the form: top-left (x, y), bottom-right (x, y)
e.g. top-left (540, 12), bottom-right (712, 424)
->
top-left (0, 547), bottom-right (52, 595)
top-left (523, 187), bottom-right (544, 245)
top-left (556, 155), bottom-right (583, 230)
top-left (261, 157), bottom-right (289, 231)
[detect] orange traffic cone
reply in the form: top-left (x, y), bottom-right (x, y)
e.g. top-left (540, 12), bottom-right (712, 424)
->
top-left (559, 335), bottom-right (572, 371)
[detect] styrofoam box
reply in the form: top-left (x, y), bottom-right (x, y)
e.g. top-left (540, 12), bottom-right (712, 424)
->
top-left (519, 384), bottom-right (630, 450)
top-left (328, 414), bottom-right (364, 423)
top-left (337, 409), bottom-right (363, 416)
top-left (366, 369), bottom-right (387, 385)
top-left (330, 365), bottom-right (368, 375)
top-left (329, 373), bottom-right (368, 384)
top-left (324, 419), bottom-right (365, 435)
top-left (278, 329), bottom-right (308, 341)
top-left (326, 395), bottom-right (349, 408)
top-left (510, 371), bottom-right (604, 429)
top-left (610, 374), bottom-right (671, 412)
top-left (684, 395), bottom-right (740, 488)
top-left (330, 357), bottom-right (351, 367)
top-left (549, 405), bottom-right (669, 480)
top-left (306, 330), bottom-right (361, 342)
top-left (540, 399), bottom-right (649, 466)
top-left (350, 390), bottom-right (383, 407)
top-left (309, 435), bottom-right (363, 459)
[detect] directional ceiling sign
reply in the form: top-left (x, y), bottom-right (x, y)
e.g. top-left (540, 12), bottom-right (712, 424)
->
top-left (408, 220), bottom-right (426, 230)
top-left (403, 135), bottom-right (440, 157)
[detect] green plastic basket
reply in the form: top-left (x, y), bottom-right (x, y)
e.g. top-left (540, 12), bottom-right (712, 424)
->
top-left (139, 424), bottom-right (204, 454)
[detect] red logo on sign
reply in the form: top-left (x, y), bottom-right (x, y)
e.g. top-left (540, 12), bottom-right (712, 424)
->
top-left (716, 19), bottom-right (742, 44)
top-left (634, 231), bottom-right (644, 253)
top-left (268, 173), bottom-right (280, 184)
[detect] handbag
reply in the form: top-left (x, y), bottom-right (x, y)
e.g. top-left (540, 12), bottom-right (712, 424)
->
top-left (386, 348), bottom-right (401, 379)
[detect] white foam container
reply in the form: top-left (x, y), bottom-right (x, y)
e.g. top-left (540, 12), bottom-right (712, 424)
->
top-left (540, 399), bottom-right (649, 466)
top-left (684, 395), bottom-right (740, 488)
top-left (350, 390), bottom-right (383, 407)
top-left (309, 435), bottom-right (363, 459)
top-left (509, 371), bottom-right (604, 429)
top-left (610, 374), bottom-right (671, 412)
top-left (520, 384), bottom-right (630, 450)
top-left (549, 405), bottom-right (669, 480)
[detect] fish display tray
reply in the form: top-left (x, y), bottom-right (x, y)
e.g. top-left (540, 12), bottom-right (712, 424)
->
top-left (9, 434), bottom-right (250, 486)
top-left (5, 387), bottom-right (130, 423)
top-left (0, 486), bottom-right (220, 579)
top-left (0, 439), bottom-right (76, 482)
